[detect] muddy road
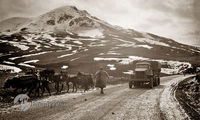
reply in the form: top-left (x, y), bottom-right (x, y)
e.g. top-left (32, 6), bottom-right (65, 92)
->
top-left (0, 75), bottom-right (190, 120)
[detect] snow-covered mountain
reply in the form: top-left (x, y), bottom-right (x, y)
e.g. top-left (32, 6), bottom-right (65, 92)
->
top-left (0, 6), bottom-right (199, 75)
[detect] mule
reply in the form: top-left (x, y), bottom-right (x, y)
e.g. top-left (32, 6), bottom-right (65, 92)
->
top-left (50, 73), bottom-right (67, 94)
top-left (3, 75), bottom-right (40, 97)
top-left (77, 72), bottom-right (94, 91)
top-left (66, 75), bottom-right (79, 92)
top-left (39, 69), bottom-right (54, 96)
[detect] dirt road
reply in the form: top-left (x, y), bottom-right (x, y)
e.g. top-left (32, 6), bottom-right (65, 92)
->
top-left (1, 75), bottom-right (190, 120)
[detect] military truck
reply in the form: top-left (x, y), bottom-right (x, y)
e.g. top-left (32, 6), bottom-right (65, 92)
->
top-left (129, 61), bottom-right (161, 88)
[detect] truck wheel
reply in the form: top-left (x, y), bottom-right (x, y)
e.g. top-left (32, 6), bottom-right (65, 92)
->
top-left (155, 78), bottom-right (158, 86)
top-left (149, 79), bottom-right (153, 88)
top-left (153, 79), bottom-right (156, 86)
top-left (137, 82), bottom-right (140, 87)
top-left (133, 82), bottom-right (138, 88)
top-left (129, 82), bottom-right (132, 89)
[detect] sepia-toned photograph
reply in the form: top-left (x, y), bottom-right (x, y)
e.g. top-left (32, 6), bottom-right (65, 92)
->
top-left (0, 0), bottom-right (200, 120)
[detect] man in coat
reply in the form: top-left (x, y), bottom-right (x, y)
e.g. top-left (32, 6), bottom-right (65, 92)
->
top-left (95, 67), bottom-right (109, 94)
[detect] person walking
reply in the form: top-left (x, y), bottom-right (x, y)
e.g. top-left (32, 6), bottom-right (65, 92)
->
top-left (95, 67), bottom-right (109, 94)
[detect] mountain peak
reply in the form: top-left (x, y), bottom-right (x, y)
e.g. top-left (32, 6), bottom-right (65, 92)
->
top-left (45, 5), bottom-right (89, 18)
top-left (18, 5), bottom-right (98, 33)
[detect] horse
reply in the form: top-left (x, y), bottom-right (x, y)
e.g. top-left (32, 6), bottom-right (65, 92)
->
top-left (76, 72), bottom-right (94, 92)
top-left (3, 74), bottom-right (40, 97)
top-left (65, 75), bottom-right (79, 92)
top-left (50, 72), bottom-right (67, 94)
top-left (39, 69), bottom-right (55, 96)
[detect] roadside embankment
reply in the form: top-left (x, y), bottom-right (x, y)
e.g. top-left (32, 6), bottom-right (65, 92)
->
top-left (176, 76), bottom-right (200, 120)
top-left (160, 75), bottom-right (193, 120)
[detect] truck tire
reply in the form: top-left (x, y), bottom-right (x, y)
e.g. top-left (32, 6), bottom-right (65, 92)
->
top-left (137, 82), bottom-right (140, 87)
top-left (158, 78), bottom-right (160, 85)
top-left (149, 78), bottom-right (153, 88)
top-left (129, 81), bottom-right (132, 89)
top-left (153, 78), bottom-right (157, 86)
top-left (155, 78), bottom-right (158, 86)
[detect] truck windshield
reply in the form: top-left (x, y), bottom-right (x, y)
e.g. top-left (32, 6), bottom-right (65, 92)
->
top-left (136, 64), bottom-right (149, 68)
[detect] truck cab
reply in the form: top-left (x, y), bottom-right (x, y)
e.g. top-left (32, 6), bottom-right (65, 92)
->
top-left (129, 61), bottom-right (161, 88)
top-left (135, 62), bottom-right (153, 79)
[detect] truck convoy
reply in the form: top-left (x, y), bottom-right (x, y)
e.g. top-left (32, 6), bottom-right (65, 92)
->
top-left (129, 61), bottom-right (161, 88)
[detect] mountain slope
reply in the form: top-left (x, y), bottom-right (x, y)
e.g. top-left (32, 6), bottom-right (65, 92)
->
top-left (0, 6), bottom-right (199, 75)
top-left (0, 17), bottom-right (31, 32)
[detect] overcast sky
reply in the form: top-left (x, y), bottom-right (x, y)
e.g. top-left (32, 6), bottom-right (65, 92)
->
top-left (0, 0), bottom-right (199, 46)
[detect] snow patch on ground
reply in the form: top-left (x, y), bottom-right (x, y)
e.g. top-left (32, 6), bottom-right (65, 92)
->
top-left (78, 29), bottom-right (104, 38)
top-left (3, 61), bottom-right (15, 65)
top-left (8, 41), bottom-right (29, 50)
top-left (114, 38), bottom-right (135, 45)
top-left (107, 51), bottom-right (121, 55)
top-left (123, 70), bottom-right (134, 75)
top-left (18, 63), bottom-right (35, 68)
top-left (0, 64), bottom-right (21, 73)
top-left (57, 53), bottom-right (74, 58)
top-left (161, 68), bottom-right (180, 75)
top-left (9, 51), bottom-right (52, 60)
top-left (23, 34), bottom-right (42, 51)
top-left (57, 49), bottom-right (79, 58)
top-left (24, 60), bottom-right (39, 64)
top-left (70, 57), bottom-right (80, 61)
top-left (94, 56), bottom-right (149, 64)
top-left (156, 60), bottom-right (191, 74)
top-left (107, 64), bottom-right (116, 71)
top-left (137, 45), bottom-right (153, 49)
top-left (73, 41), bottom-right (83, 45)
top-left (61, 65), bottom-right (68, 69)
top-left (134, 38), bottom-right (169, 47)
top-left (65, 37), bottom-right (99, 41)
top-left (117, 43), bottom-right (136, 47)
